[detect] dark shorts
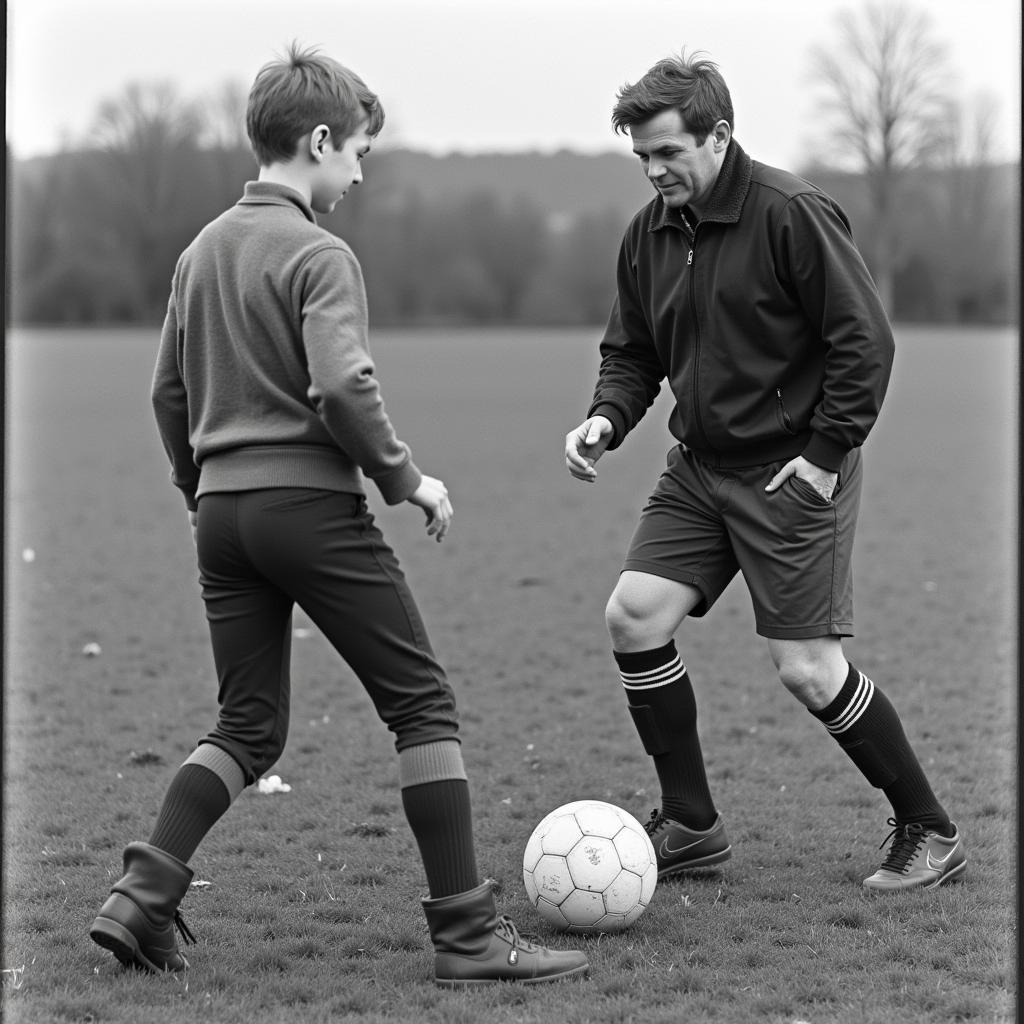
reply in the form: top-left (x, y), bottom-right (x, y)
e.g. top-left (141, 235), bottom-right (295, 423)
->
top-left (195, 489), bottom-right (459, 783)
top-left (623, 446), bottom-right (863, 640)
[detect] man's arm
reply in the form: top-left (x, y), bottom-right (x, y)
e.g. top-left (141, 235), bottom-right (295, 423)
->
top-left (778, 192), bottom-right (896, 472)
top-left (584, 234), bottom-right (666, 452)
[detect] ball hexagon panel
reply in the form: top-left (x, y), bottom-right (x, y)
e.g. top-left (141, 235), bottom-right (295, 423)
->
top-left (614, 827), bottom-right (656, 874)
top-left (532, 854), bottom-right (576, 903)
top-left (572, 803), bottom-right (626, 839)
top-left (541, 815), bottom-right (585, 856)
top-left (565, 836), bottom-right (621, 891)
top-left (559, 887), bottom-right (607, 927)
top-left (603, 868), bottom-right (644, 915)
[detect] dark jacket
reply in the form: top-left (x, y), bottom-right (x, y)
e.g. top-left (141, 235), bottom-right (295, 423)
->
top-left (588, 139), bottom-right (894, 472)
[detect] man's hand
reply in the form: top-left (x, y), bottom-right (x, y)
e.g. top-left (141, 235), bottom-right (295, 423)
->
top-left (188, 509), bottom-right (198, 544)
top-left (565, 416), bottom-right (614, 482)
top-left (765, 456), bottom-right (839, 501)
top-left (407, 475), bottom-right (453, 542)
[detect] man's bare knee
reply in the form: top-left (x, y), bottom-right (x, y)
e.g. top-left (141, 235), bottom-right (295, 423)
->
top-left (605, 574), bottom-right (699, 651)
top-left (770, 638), bottom-right (847, 709)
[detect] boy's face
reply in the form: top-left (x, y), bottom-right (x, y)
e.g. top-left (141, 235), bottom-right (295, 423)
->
top-left (310, 121), bottom-right (373, 214)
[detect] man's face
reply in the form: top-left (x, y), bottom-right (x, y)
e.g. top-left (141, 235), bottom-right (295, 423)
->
top-left (310, 122), bottom-right (372, 214)
top-left (629, 108), bottom-right (725, 214)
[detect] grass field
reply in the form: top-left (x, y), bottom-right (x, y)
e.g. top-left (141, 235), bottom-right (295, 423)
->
top-left (3, 324), bottom-right (1017, 1024)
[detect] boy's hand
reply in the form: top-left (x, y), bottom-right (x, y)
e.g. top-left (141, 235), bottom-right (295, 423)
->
top-left (565, 416), bottom-right (614, 482)
top-left (407, 475), bottom-right (453, 542)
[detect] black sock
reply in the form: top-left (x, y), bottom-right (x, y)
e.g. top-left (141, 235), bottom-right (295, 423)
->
top-left (147, 764), bottom-right (233, 863)
top-left (615, 641), bottom-right (717, 831)
top-left (812, 663), bottom-right (952, 835)
top-left (401, 779), bottom-right (479, 898)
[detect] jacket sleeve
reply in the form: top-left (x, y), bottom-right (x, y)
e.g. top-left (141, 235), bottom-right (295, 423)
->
top-left (151, 283), bottom-right (201, 511)
top-left (299, 246), bottom-right (422, 505)
top-left (586, 232), bottom-right (666, 450)
top-left (778, 193), bottom-right (895, 471)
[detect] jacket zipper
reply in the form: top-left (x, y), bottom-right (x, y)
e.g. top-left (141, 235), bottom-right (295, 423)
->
top-left (776, 388), bottom-right (794, 432)
top-left (686, 223), bottom-right (713, 454)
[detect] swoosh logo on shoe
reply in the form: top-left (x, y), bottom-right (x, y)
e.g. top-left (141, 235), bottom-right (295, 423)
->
top-left (660, 836), bottom-right (705, 858)
top-left (926, 845), bottom-right (958, 871)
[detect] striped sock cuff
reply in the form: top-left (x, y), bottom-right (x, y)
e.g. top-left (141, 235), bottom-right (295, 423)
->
top-left (819, 668), bottom-right (875, 735)
top-left (183, 743), bottom-right (246, 802)
top-left (615, 642), bottom-right (688, 692)
top-left (399, 739), bottom-right (467, 789)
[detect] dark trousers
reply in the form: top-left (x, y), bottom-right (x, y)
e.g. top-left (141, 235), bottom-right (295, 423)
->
top-left (194, 488), bottom-right (459, 784)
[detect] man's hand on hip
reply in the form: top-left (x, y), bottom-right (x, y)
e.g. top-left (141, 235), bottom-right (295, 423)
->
top-left (766, 455), bottom-right (839, 501)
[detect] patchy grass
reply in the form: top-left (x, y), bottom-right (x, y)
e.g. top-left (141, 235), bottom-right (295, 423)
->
top-left (3, 325), bottom-right (1016, 1024)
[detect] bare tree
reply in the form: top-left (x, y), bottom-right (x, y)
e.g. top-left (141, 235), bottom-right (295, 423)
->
top-left (933, 90), bottom-right (1010, 319)
top-left (91, 82), bottom-right (204, 316)
top-left (199, 80), bottom-right (250, 151)
top-left (810, 2), bottom-right (954, 312)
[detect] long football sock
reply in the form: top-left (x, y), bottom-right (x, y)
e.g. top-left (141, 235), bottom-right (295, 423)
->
top-left (400, 740), bottom-right (479, 898)
top-left (811, 663), bottom-right (952, 834)
top-left (147, 744), bottom-right (246, 862)
top-left (615, 641), bottom-right (717, 830)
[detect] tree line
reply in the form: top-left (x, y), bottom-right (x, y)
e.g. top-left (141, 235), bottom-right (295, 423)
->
top-left (7, 2), bottom-right (1018, 328)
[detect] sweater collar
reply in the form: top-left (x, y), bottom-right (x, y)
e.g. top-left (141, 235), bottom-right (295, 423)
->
top-left (239, 181), bottom-right (317, 223)
top-left (650, 138), bottom-right (752, 232)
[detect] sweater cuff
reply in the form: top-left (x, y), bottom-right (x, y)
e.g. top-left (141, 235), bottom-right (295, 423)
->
top-left (373, 459), bottom-right (423, 505)
top-left (589, 403), bottom-right (626, 451)
top-left (802, 433), bottom-right (849, 473)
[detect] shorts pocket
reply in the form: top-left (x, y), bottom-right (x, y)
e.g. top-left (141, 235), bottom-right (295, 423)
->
top-left (787, 475), bottom-right (833, 506)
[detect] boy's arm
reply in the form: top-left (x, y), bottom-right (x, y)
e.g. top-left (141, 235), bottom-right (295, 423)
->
top-left (300, 246), bottom-right (422, 504)
top-left (151, 289), bottom-right (201, 512)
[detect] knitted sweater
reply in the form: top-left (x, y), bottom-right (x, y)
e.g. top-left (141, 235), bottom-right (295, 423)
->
top-left (152, 181), bottom-right (421, 511)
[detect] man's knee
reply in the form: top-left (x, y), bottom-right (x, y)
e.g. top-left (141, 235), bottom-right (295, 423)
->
top-left (605, 574), bottom-right (699, 649)
top-left (771, 639), bottom-right (847, 708)
top-left (605, 588), bottom-right (644, 638)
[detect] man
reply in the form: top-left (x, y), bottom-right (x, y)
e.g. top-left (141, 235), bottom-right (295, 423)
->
top-left (563, 52), bottom-right (964, 892)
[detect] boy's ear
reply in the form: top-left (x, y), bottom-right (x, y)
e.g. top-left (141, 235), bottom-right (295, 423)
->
top-left (309, 124), bottom-right (332, 162)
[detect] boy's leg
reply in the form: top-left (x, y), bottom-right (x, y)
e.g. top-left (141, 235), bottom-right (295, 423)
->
top-left (248, 490), bottom-right (587, 983)
top-left (92, 491), bottom-right (294, 970)
top-left (249, 492), bottom-right (475, 896)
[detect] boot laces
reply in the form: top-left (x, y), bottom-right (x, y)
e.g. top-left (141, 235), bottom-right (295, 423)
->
top-left (495, 914), bottom-right (540, 952)
top-left (644, 809), bottom-right (667, 836)
top-left (878, 817), bottom-right (927, 874)
top-left (174, 911), bottom-right (197, 946)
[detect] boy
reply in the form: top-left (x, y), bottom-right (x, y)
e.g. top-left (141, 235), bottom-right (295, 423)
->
top-left (90, 43), bottom-right (588, 986)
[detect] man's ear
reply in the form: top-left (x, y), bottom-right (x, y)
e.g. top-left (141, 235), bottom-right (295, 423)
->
top-left (309, 124), bottom-right (332, 162)
top-left (711, 119), bottom-right (731, 152)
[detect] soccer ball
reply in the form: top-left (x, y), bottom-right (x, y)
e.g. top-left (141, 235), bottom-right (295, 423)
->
top-left (522, 800), bottom-right (657, 933)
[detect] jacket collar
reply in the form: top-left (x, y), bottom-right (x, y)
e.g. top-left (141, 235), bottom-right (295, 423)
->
top-left (650, 138), bottom-right (752, 232)
top-left (239, 181), bottom-right (317, 223)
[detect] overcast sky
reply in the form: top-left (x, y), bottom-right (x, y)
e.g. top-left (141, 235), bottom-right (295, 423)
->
top-left (7, 0), bottom-right (1021, 169)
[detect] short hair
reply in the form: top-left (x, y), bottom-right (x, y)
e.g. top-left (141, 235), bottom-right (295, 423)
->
top-left (246, 42), bottom-right (385, 165)
top-left (611, 52), bottom-right (734, 144)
